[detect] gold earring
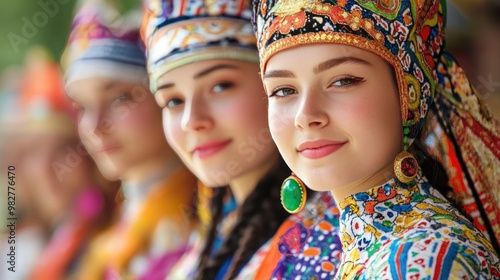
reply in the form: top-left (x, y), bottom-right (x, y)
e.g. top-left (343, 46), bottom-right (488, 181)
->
top-left (394, 126), bottom-right (418, 184)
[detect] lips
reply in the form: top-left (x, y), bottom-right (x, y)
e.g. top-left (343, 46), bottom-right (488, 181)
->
top-left (297, 139), bottom-right (346, 159)
top-left (96, 146), bottom-right (120, 154)
top-left (192, 139), bottom-right (232, 159)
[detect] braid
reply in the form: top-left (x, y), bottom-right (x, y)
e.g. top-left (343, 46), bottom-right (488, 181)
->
top-left (411, 138), bottom-right (471, 220)
top-left (197, 187), bottom-right (226, 276)
top-left (196, 160), bottom-right (291, 280)
top-left (223, 161), bottom-right (290, 280)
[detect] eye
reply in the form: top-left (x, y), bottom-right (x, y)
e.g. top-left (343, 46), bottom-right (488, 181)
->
top-left (71, 102), bottom-right (87, 117)
top-left (114, 93), bottom-right (133, 104)
top-left (269, 87), bottom-right (297, 98)
top-left (212, 82), bottom-right (234, 93)
top-left (71, 102), bottom-right (84, 111)
top-left (166, 98), bottom-right (184, 108)
top-left (330, 76), bottom-right (364, 88)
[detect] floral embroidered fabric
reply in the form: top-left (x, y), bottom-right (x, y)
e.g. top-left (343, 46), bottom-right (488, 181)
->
top-left (336, 172), bottom-right (500, 279)
top-left (249, 192), bottom-right (342, 280)
top-left (274, 192), bottom-right (342, 280)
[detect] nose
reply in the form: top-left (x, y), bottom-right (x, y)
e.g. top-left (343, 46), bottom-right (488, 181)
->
top-left (79, 108), bottom-right (106, 139)
top-left (181, 96), bottom-right (213, 132)
top-left (294, 88), bottom-right (329, 130)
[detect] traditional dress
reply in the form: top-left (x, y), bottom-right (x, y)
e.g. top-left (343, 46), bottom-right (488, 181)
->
top-left (252, 0), bottom-right (500, 277)
top-left (64, 1), bottom-right (198, 279)
top-left (337, 172), bottom-right (499, 279)
top-left (75, 166), bottom-right (197, 280)
top-left (167, 185), bottom-right (239, 280)
top-left (250, 192), bottom-right (342, 280)
top-left (142, 1), bottom-right (291, 279)
top-left (29, 187), bottom-right (116, 280)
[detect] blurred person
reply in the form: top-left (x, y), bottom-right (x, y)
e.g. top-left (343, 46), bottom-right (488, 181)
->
top-left (0, 64), bottom-right (47, 280)
top-left (0, 47), bottom-right (118, 280)
top-left (63, 0), bottom-right (198, 279)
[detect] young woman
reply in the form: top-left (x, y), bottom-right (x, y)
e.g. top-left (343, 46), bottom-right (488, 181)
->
top-left (253, 0), bottom-right (500, 278)
top-left (141, 0), bottom-right (299, 279)
top-left (63, 1), bottom-right (197, 279)
top-left (0, 47), bottom-right (118, 280)
top-left (14, 48), bottom-right (118, 280)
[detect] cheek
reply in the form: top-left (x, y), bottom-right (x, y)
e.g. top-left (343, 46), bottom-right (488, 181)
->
top-left (114, 103), bottom-right (162, 136)
top-left (118, 104), bottom-right (152, 126)
top-left (343, 90), bottom-right (402, 155)
top-left (268, 103), bottom-right (294, 153)
top-left (224, 94), bottom-right (269, 134)
top-left (364, 90), bottom-right (401, 142)
top-left (163, 113), bottom-right (185, 152)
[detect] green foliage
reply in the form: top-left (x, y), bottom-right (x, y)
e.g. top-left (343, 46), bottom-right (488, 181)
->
top-left (0, 0), bottom-right (140, 72)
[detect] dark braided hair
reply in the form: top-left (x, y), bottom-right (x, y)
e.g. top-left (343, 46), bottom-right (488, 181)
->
top-left (196, 159), bottom-right (291, 280)
top-left (196, 186), bottom-right (226, 274)
top-left (409, 133), bottom-right (471, 221)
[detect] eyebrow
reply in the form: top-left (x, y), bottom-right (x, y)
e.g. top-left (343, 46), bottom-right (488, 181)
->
top-left (313, 57), bottom-right (372, 74)
top-left (263, 70), bottom-right (295, 79)
top-left (156, 64), bottom-right (240, 91)
top-left (194, 64), bottom-right (239, 79)
top-left (157, 82), bottom-right (174, 91)
top-left (66, 80), bottom-right (118, 100)
top-left (263, 56), bottom-right (372, 79)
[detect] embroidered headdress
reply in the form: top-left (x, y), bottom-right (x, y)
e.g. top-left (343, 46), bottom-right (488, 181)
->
top-left (141, 0), bottom-right (258, 92)
top-left (253, 0), bottom-right (500, 252)
top-left (19, 47), bottom-right (75, 136)
top-left (63, 0), bottom-right (147, 87)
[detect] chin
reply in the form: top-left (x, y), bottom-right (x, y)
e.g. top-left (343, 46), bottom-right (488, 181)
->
top-left (199, 173), bottom-right (231, 187)
top-left (96, 163), bottom-right (122, 182)
top-left (188, 161), bottom-right (236, 187)
top-left (292, 165), bottom-right (335, 192)
top-left (302, 177), bottom-right (334, 192)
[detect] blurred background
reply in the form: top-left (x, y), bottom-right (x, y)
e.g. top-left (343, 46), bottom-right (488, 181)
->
top-left (0, 0), bottom-right (139, 70)
top-left (0, 0), bottom-right (138, 225)
top-left (0, 0), bottom-right (499, 278)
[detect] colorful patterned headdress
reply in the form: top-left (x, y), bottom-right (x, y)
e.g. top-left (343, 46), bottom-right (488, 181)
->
top-left (141, 0), bottom-right (259, 92)
top-left (20, 47), bottom-right (75, 136)
top-left (63, 0), bottom-right (147, 87)
top-left (254, 0), bottom-right (446, 143)
top-left (253, 0), bottom-right (500, 252)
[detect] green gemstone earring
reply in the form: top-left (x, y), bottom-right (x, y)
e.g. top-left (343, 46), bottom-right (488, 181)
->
top-left (280, 173), bottom-right (306, 214)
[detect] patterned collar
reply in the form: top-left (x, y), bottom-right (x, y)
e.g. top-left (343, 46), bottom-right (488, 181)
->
top-left (336, 172), bottom-right (499, 278)
top-left (338, 173), bottom-right (473, 250)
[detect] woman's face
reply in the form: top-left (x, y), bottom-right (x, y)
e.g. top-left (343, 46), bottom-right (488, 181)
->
top-left (155, 59), bottom-right (278, 187)
top-left (262, 44), bottom-right (402, 192)
top-left (67, 77), bottom-right (168, 181)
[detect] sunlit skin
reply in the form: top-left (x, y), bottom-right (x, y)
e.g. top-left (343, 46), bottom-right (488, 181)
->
top-left (155, 59), bottom-right (280, 203)
top-left (67, 77), bottom-right (179, 182)
top-left (262, 44), bottom-right (402, 202)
